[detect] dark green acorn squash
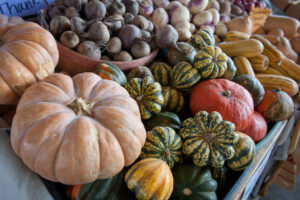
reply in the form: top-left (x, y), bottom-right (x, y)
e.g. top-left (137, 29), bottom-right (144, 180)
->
top-left (95, 62), bottom-right (127, 86)
top-left (124, 76), bottom-right (164, 120)
top-left (189, 30), bottom-right (215, 51)
top-left (168, 42), bottom-right (197, 66)
top-left (222, 57), bottom-right (237, 80)
top-left (162, 86), bottom-right (184, 113)
top-left (144, 112), bottom-right (181, 131)
top-left (179, 110), bottom-right (239, 168)
top-left (140, 126), bottom-right (182, 168)
top-left (172, 164), bottom-right (218, 200)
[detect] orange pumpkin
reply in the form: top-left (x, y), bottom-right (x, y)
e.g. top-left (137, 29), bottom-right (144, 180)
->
top-left (11, 73), bottom-right (146, 185)
top-left (190, 79), bottom-right (254, 131)
top-left (0, 21), bottom-right (58, 104)
top-left (242, 111), bottom-right (267, 142)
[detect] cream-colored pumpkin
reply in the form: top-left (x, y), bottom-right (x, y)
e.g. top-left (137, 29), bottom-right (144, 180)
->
top-left (11, 72), bottom-right (146, 185)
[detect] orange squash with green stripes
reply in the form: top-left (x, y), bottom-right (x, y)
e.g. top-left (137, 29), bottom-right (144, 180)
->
top-left (95, 62), bottom-right (127, 86)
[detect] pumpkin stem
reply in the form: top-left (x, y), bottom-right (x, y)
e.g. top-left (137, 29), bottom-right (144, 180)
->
top-left (162, 148), bottom-right (171, 157)
top-left (222, 90), bottom-right (232, 97)
top-left (136, 95), bottom-right (144, 101)
top-left (183, 188), bottom-right (192, 196)
top-left (203, 132), bottom-right (216, 142)
top-left (68, 97), bottom-right (95, 116)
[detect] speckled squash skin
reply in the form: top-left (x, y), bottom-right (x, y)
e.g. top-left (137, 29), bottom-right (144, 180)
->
top-left (124, 76), bottom-right (164, 120)
top-left (125, 158), bottom-right (173, 200)
top-left (179, 111), bottom-right (239, 168)
top-left (193, 45), bottom-right (228, 79)
top-left (140, 126), bottom-right (182, 168)
top-left (189, 30), bottom-right (215, 51)
top-left (95, 62), bottom-right (127, 86)
top-left (149, 62), bottom-right (172, 86)
top-left (227, 132), bottom-right (256, 171)
top-left (162, 86), bottom-right (184, 113)
top-left (172, 164), bottom-right (218, 200)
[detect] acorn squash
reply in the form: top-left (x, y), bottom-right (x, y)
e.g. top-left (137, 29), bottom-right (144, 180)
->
top-left (144, 112), bottom-right (181, 132)
top-left (95, 62), bottom-right (127, 86)
top-left (189, 30), bottom-right (215, 51)
top-left (222, 57), bottom-right (237, 80)
top-left (149, 62), bottom-right (172, 86)
top-left (162, 86), bottom-right (184, 113)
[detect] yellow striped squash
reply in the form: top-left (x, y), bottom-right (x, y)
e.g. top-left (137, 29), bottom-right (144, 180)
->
top-left (251, 34), bottom-right (283, 67)
top-left (149, 62), bottom-right (172, 86)
top-left (189, 30), bottom-right (215, 51)
top-left (217, 39), bottom-right (264, 58)
top-left (125, 158), bottom-right (173, 200)
top-left (162, 86), bottom-right (184, 113)
top-left (179, 110), bottom-right (239, 168)
top-left (234, 56), bottom-right (255, 77)
top-left (222, 57), bottom-right (237, 80)
top-left (193, 45), bottom-right (228, 79)
top-left (277, 57), bottom-right (300, 83)
top-left (249, 54), bottom-right (269, 72)
top-left (255, 74), bottom-right (299, 97)
top-left (262, 67), bottom-right (286, 76)
top-left (224, 31), bottom-right (250, 42)
top-left (227, 132), bottom-right (256, 171)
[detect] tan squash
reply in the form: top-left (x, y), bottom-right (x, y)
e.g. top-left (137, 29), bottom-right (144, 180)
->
top-left (277, 57), bottom-right (300, 83)
top-left (249, 55), bottom-right (269, 72)
top-left (275, 37), bottom-right (298, 62)
top-left (11, 73), bottom-right (146, 185)
top-left (234, 56), bottom-right (255, 77)
top-left (0, 21), bottom-right (58, 105)
top-left (226, 16), bottom-right (252, 35)
top-left (224, 31), bottom-right (249, 42)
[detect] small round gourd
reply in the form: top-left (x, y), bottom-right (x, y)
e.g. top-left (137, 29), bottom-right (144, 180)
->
top-left (95, 62), bottom-right (127, 86)
top-left (189, 30), bottom-right (215, 51)
top-left (179, 110), bottom-right (239, 168)
top-left (144, 112), bottom-right (181, 132)
top-left (227, 132), bottom-right (256, 171)
top-left (125, 158), bottom-right (173, 200)
top-left (193, 45), bottom-right (228, 79)
top-left (149, 62), bottom-right (172, 86)
top-left (124, 76), bottom-right (164, 120)
top-left (140, 126), bottom-right (182, 168)
top-left (162, 86), bottom-right (184, 114)
top-left (168, 42), bottom-right (197, 66)
top-left (172, 164), bottom-right (218, 200)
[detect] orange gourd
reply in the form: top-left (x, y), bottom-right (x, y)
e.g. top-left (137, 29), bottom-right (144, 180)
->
top-left (242, 111), bottom-right (267, 142)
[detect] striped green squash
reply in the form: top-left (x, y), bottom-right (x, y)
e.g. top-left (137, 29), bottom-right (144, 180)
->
top-left (171, 62), bottom-right (201, 90)
top-left (140, 126), bottom-right (182, 168)
top-left (149, 62), bottom-right (172, 86)
top-left (144, 112), bottom-right (181, 132)
top-left (227, 131), bottom-right (256, 171)
top-left (162, 86), bottom-right (184, 113)
top-left (194, 45), bottom-right (228, 79)
top-left (222, 57), bottom-right (237, 80)
top-left (95, 62), bottom-right (127, 86)
top-left (124, 76), bottom-right (164, 120)
top-left (189, 30), bottom-right (215, 51)
top-left (172, 164), bottom-right (218, 200)
top-left (179, 111), bottom-right (239, 168)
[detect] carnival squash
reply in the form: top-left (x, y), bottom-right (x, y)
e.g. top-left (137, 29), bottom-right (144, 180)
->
top-left (189, 30), bottom-right (215, 51)
top-left (125, 158), bottom-right (173, 200)
top-left (242, 111), bottom-right (267, 142)
top-left (144, 112), bottom-right (181, 132)
top-left (227, 132), bottom-right (256, 171)
top-left (95, 62), bottom-right (127, 86)
top-left (172, 62), bottom-right (201, 89)
top-left (256, 89), bottom-right (294, 122)
top-left (162, 86), bottom-right (184, 113)
top-left (172, 164), bottom-right (218, 200)
top-left (190, 79), bottom-right (254, 131)
top-left (125, 76), bottom-right (164, 120)
top-left (194, 45), bottom-right (228, 79)
top-left (149, 62), bottom-right (172, 86)
top-left (140, 126), bottom-right (182, 168)
top-left (179, 111), bottom-right (239, 168)
top-left (234, 75), bottom-right (265, 106)
top-left (11, 73), bottom-right (146, 185)
top-left (0, 21), bottom-right (58, 104)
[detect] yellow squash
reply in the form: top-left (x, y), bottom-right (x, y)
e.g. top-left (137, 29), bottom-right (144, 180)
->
top-left (234, 56), bottom-right (255, 77)
top-left (224, 31), bottom-right (250, 42)
top-left (277, 58), bottom-right (300, 83)
top-left (249, 55), bottom-right (269, 72)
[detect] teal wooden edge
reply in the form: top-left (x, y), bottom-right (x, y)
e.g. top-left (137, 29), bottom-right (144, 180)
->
top-left (224, 121), bottom-right (283, 200)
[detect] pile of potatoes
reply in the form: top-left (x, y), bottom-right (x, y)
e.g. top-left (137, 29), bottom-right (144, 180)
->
top-left (46, 0), bottom-right (157, 61)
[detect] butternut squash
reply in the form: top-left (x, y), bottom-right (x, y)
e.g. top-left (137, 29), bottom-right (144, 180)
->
top-left (261, 35), bottom-right (280, 45)
top-left (249, 55), bottom-right (269, 72)
top-left (256, 74), bottom-right (299, 97)
top-left (251, 34), bottom-right (284, 68)
top-left (217, 39), bottom-right (264, 58)
top-left (262, 67), bottom-right (286, 76)
top-left (226, 16), bottom-right (252, 35)
top-left (291, 37), bottom-right (300, 54)
top-left (234, 56), bottom-right (255, 77)
top-left (275, 37), bottom-right (298, 62)
top-left (267, 28), bottom-right (285, 37)
top-left (254, 27), bottom-right (266, 35)
top-left (277, 57), bottom-right (300, 83)
top-left (224, 31), bottom-right (249, 42)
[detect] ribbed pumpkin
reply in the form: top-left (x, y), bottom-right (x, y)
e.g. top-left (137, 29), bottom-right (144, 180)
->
top-left (222, 57), bottom-right (237, 80)
top-left (162, 86), bottom-right (184, 113)
top-left (189, 30), bottom-right (215, 51)
top-left (140, 126), bottom-right (182, 168)
top-left (149, 62), bottom-right (172, 86)
top-left (227, 132), bottom-right (256, 171)
top-left (242, 111), bottom-right (267, 142)
top-left (193, 45), bottom-right (228, 79)
top-left (125, 158), bottom-right (173, 200)
top-left (234, 74), bottom-right (265, 106)
top-left (144, 112), bottom-right (181, 132)
top-left (179, 111), bottom-right (239, 168)
top-left (172, 164), bottom-right (218, 200)
top-left (190, 79), bottom-right (254, 131)
top-left (125, 76), bottom-right (164, 120)
top-left (0, 21), bottom-right (59, 104)
top-left (11, 73), bottom-right (146, 184)
top-left (95, 62), bottom-right (127, 86)
top-left (256, 89), bottom-right (294, 122)
top-left (171, 62), bottom-right (201, 89)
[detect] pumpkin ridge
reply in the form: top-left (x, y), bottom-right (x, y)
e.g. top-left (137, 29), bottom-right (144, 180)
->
top-left (152, 164), bottom-right (172, 199)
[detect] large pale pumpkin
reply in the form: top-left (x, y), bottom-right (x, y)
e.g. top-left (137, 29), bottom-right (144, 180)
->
top-left (0, 21), bottom-right (59, 104)
top-left (10, 73), bottom-right (146, 185)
